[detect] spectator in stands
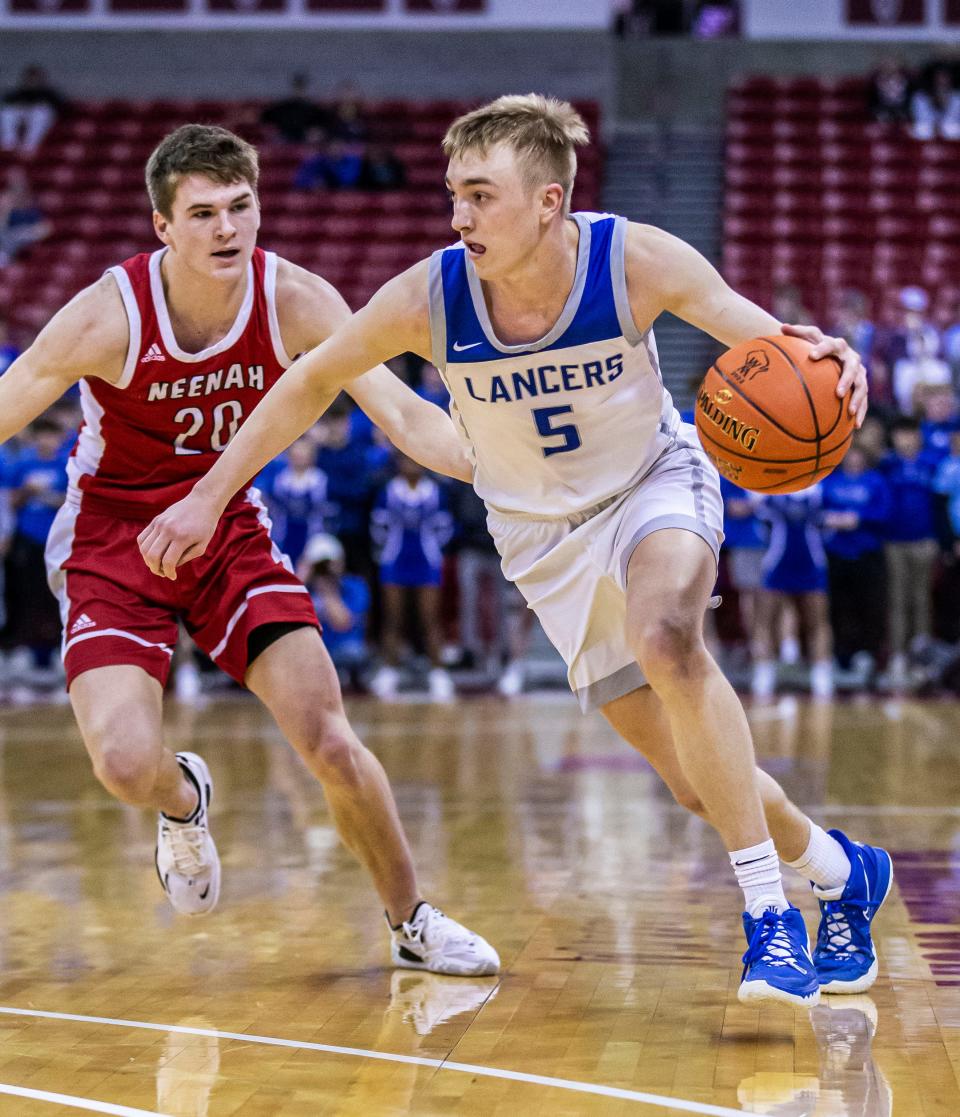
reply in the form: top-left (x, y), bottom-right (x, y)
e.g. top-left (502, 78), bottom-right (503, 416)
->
top-left (919, 385), bottom-right (960, 461)
top-left (772, 283), bottom-right (813, 326)
top-left (3, 415), bottom-right (67, 672)
top-left (446, 480), bottom-right (517, 676)
top-left (719, 477), bottom-right (767, 641)
top-left (0, 65), bottom-right (64, 155)
top-left (0, 167), bottom-right (51, 268)
top-left (0, 315), bottom-right (20, 375)
top-left (359, 145), bottom-right (407, 191)
top-left (910, 63), bottom-right (960, 140)
top-left (941, 292), bottom-right (960, 378)
top-left (933, 428), bottom-right (960, 655)
top-left (299, 533), bottom-right (370, 691)
top-left (612, 0), bottom-right (685, 34)
top-left (326, 84), bottom-right (370, 145)
top-left (295, 138), bottom-right (366, 191)
top-left (830, 288), bottom-right (875, 369)
top-left (873, 285), bottom-right (940, 389)
top-left (867, 57), bottom-right (913, 125)
top-left (264, 434), bottom-right (333, 568)
top-left (369, 454), bottom-right (454, 702)
top-left (691, 0), bottom-right (739, 38)
top-left (751, 488), bottom-right (833, 700)
top-left (892, 329), bottom-right (952, 415)
top-left (880, 417), bottom-right (939, 687)
top-left (315, 403), bottom-right (390, 580)
top-left (415, 362), bottom-right (449, 410)
top-left (0, 439), bottom-right (14, 634)
top-left (856, 413), bottom-right (890, 467)
top-left (934, 429), bottom-right (960, 554)
top-left (821, 442), bottom-right (890, 688)
top-left (260, 73), bottom-right (325, 144)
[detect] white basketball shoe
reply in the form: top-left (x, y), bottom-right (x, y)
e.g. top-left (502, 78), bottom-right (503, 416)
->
top-left (389, 902), bottom-right (500, 976)
top-left (155, 752), bottom-right (221, 916)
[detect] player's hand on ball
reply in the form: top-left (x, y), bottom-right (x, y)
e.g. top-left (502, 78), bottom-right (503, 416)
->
top-left (137, 494), bottom-right (220, 580)
top-left (780, 323), bottom-right (868, 429)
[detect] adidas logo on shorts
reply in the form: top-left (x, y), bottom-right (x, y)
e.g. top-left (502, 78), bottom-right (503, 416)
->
top-left (141, 343), bottom-right (165, 363)
top-left (70, 613), bottom-right (97, 635)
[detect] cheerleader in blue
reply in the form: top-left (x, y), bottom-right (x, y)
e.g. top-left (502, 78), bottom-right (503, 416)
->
top-left (752, 486), bottom-right (834, 699)
top-left (369, 454), bottom-right (455, 701)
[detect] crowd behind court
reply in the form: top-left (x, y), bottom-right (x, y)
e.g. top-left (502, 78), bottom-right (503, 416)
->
top-left (3, 281), bottom-right (960, 705)
top-left (2, 61), bottom-right (960, 703)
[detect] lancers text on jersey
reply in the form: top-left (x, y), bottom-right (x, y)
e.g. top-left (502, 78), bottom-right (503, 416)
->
top-left (464, 352), bottom-right (625, 404)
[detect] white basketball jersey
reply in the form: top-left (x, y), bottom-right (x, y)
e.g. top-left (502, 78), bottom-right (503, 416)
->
top-left (427, 212), bottom-right (681, 516)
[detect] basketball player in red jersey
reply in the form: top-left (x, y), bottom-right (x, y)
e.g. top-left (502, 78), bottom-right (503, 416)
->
top-left (0, 124), bottom-right (498, 976)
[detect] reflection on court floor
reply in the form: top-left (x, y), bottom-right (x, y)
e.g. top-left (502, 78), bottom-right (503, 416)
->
top-left (0, 694), bottom-right (957, 1115)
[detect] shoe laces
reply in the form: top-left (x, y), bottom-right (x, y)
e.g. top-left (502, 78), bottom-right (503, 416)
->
top-left (742, 910), bottom-right (802, 973)
top-left (163, 822), bottom-right (208, 877)
top-left (401, 906), bottom-right (476, 951)
top-left (818, 896), bottom-right (880, 961)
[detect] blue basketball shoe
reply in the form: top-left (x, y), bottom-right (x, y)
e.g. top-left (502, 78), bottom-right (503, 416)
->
top-left (812, 829), bottom-right (893, 994)
top-left (739, 906), bottom-right (820, 1007)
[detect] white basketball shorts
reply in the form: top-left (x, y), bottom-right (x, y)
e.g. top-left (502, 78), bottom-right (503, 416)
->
top-left (486, 424), bottom-right (724, 712)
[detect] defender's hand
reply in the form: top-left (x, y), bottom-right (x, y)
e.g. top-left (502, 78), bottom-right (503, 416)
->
top-left (137, 493), bottom-right (221, 580)
top-left (781, 322), bottom-right (868, 428)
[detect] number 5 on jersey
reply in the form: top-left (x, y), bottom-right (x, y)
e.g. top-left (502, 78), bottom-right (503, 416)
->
top-left (533, 405), bottom-right (581, 457)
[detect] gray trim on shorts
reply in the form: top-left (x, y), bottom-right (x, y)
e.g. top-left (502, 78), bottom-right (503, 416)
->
top-left (620, 514), bottom-right (721, 584)
top-left (427, 250), bottom-right (447, 370)
top-left (610, 216), bottom-right (644, 346)
top-left (466, 213), bottom-right (592, 354)
top-left (576, 660), bottom-right (647, 712)
top-left (679, 439), bottom-right (707, 527)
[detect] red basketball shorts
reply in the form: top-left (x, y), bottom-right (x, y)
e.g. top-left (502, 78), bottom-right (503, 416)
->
top-left (45, 490), bottom-right (320, 689)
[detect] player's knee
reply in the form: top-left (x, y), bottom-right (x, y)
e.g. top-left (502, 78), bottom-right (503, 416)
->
top-left (632, 612), bottom-right (707, 685)
top-left (92, 740), bottom-right (157, 804)
top-left (672, 785), bottom-right (708, 818)
top-left (295, 715), bottom-right (364, 788)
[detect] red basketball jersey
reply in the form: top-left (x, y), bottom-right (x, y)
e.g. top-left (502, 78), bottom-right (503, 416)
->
top-left (68, 246), bottom-right (291, 519)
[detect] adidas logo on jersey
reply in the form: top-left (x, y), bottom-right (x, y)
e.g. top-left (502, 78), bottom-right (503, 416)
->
top-left (70, 614), bottom-right (96, 635)
top-left (141, 343), bottom-right (166, 363)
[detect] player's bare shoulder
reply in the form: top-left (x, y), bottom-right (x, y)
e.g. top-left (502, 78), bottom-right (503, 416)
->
top-left (273, 255), bottom-right (353, 358)
top-left (623, 221), bottom-right (727, 329)
top-left (26, 273), bottom-right (130, 387)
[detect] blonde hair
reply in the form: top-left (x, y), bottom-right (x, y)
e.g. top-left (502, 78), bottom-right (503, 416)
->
top-left (442, 94), bottom-right (589, 215)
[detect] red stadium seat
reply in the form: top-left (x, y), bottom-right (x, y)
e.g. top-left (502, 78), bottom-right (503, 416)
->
top-left (3, 95), bottom-right (602, 333)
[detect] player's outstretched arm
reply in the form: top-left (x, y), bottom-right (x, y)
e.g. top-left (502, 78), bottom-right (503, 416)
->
top-left (279, 262), bottom-right (470, 482)
top-left (624, 223), bottom-right (868, 427)
top-left (0, 276), bottom-right (128, 444)
top-left (138, 265), bottom-right (430, 579)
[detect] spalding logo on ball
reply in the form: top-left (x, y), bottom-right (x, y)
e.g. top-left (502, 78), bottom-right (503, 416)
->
top-left (695, 335), bottom-right (855, 494)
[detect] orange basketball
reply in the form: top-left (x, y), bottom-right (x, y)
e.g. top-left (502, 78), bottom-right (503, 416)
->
top-left (694, 335), bottom-right (855, 494)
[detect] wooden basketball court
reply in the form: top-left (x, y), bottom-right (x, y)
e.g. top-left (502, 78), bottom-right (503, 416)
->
top-left (0, 692), bottom-right (957, 1115)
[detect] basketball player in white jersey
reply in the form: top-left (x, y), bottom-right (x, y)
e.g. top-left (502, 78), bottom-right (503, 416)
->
top-left (141, 98), bottom-right (891, 1007)
top-left (0, 124), bottom-right (498, 977)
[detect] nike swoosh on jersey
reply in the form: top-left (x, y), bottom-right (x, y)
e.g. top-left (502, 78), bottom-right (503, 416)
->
top-left (452, 340), bottom-right (483, 352)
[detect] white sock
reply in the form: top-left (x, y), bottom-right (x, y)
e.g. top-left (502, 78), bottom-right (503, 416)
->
top-left (810, 660), bottom-right (834, 699)
top-left (752, 660), bottom-right (776, 698)
top-left (730, 838), bottom-right (789, 918)
top-left (784, 822), bottom-right (850, 896)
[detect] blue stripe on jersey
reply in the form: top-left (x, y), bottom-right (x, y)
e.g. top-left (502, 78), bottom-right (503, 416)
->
top-left (440, 213), bottom-right (624, 365)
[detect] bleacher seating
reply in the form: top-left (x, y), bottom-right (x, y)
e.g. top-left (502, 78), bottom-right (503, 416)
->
top-left (722, 75), bottom-right (960, 328)
top-left (0, 98), bottom-right (601, 335)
